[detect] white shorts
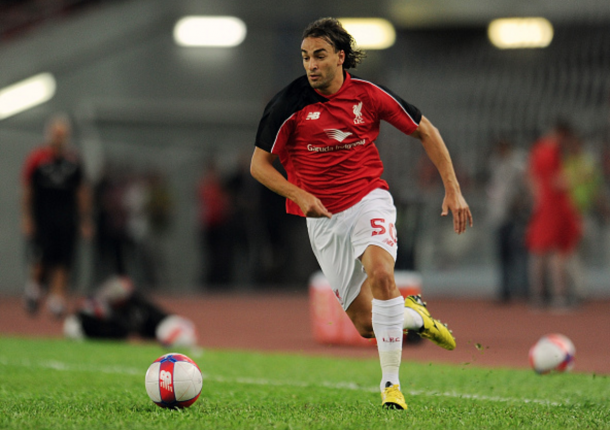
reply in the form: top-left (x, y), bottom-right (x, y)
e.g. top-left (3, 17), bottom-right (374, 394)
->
top-left (306, 188), bottom-right (398, 311)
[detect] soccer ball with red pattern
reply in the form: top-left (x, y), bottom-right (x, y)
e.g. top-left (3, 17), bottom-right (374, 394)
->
top-left (529, 333), bottom-right (575, 374)
top-left (156, 315), bottom-right (198, 348)
top-left (145, 353), bottom-right (203, 408)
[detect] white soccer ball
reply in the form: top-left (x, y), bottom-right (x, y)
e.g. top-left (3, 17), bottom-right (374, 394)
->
top-left (145, 352), bottom-right (203, 408)
top-left (156, 315), bottom-right (198, 348)
top-left (529, 333), bottom-right (575, 374)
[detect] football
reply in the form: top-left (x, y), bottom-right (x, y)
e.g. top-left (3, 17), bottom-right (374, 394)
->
top-left (528, 333), bottom-right (575, 374)
top-left (156, 315), bottom-right (198, 348)
top-left (145, 353), bottom-right (203, 408)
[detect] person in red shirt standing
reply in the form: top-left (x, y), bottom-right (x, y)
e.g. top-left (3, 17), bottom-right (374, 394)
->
top-left (197, 160), bottom-right (233, 287)
top-left (250, 18), bottom-right (472, 410)
top-left (21, 114), bottom-right (93, 318)
top-left (525, 121), bottom-right (582, 310)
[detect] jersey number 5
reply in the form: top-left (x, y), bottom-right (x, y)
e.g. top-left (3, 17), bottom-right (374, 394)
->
top-left (370, 218), bottom-right (397, 244)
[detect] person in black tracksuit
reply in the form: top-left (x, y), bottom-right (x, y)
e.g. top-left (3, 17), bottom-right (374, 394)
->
top-left (21, 114), bottom-right (93, 318)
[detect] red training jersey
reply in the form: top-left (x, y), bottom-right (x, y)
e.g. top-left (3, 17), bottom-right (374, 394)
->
top-left (525, 137), bottom-right (581, 253)
top-left (255, 72), bottom-right (421, 216)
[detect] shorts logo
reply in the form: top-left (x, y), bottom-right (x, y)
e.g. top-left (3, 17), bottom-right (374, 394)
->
top-left (334, 289), bottom-right (343, 306)
top-left (325, 129), bottom-right (353, 142)
top-left (306, 112), bottom-right (321, 120)
top-left (353, 102), bottom-right (364, 124)
top-left (371, 218), bottom-right (397, 247)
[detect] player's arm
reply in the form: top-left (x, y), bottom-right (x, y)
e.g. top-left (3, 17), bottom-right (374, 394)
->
top-left (410, 115), bottom-right (473, 234)
top-left (21, 182), bottom-right (35, 238)
top-left (250, 147), bottom-right (331, 218)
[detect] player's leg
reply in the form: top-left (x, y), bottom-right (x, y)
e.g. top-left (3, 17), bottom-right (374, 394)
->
top-left (403, 294), bottom-right (455, 350)
top-left (348, 190), bottom-right (408, 409)
top-left (349, 189), bottom-right (448, 341)
top-left (549, 251), bottom-right (569, 309)
top-left (359, 244), bottom-right (408, 410)
top-left (350, 190), bottom-right (455, 405)
top-left (346, 276), bottom-right (419, 339)
top-left (528, 252), bottom-right (547, 308)
top-left (47, 265), bottom-right (69, 318)
top-left (306, 194), bottom-right (408, 409)
top-left (307, 207), bottom-right (405, 408)
top-left (346, 270), bottom-right (455, 350)
top-left (65, 312), bottom-right (130, 340)
top-left (23, 233), bottom-right (48, 315)
top-left (344, 277), bottom-right (374, 337)
top-left (24, 261), bottom-right (45, 315)
top-left (46, 224), bottom-right (77, 318)
top-left (346, 281), bottom-right (408, 410)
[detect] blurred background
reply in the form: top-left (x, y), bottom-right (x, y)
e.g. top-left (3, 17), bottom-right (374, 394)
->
top-left (1, 0), bottom-right (609, 299)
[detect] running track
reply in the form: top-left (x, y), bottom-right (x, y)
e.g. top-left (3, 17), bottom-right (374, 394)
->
top-left (1, 293), bottom-right (608, 374)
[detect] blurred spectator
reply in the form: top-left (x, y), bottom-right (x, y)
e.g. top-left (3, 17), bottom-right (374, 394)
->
top-left (93, 163), bottom-right (129, 283)
top-left (146, 169), bottom-right (173, 287)
top-left (563, 134), bottom-right (604, 302)
top-left (564, 135), bottom-right (603, 215)
top-left (21, 114), bottom-right (93, 318)
top-left (525, 121), bottom-right (582, 310)
top-left (254, 162), bottom-right (301, 285)
top-left (225, 152), bottom-right (261, 284)
top-left (93, 163), bottom-right (172, 290)
top-left (63, 276), bottom-right (197, 349)
top-left (600, 138), bottom-right (610, 190)
top-left (123, 171), bottom-right (156, 289)
top-left (486, 139), bottom-right (529, 303)
top-left (197, 160), bottom-right (233, 288)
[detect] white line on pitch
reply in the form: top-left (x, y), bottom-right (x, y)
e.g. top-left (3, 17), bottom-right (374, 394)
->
top-left (0, 357), bottom-right (563, 407)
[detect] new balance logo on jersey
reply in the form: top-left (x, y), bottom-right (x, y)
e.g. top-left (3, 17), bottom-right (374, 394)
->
top-left (353, 101), bottom-right (364, 124)
top-left (325, 129), bottom-right (353, 142)
top-left (306, 112), bottom-right (320, 120)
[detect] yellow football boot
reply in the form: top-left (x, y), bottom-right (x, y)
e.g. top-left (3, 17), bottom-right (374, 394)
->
top-left (405, 295), bottom-right (456, 350)
top-left (381, 383), bottom-right (408, 410)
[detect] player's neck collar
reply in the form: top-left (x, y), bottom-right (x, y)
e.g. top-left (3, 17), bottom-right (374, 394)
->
top-left (313, 71), bottom-right (350, 99)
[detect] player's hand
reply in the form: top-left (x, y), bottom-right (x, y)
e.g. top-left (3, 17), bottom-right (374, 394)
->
top-left (80, 219), bottom-right (94, 239)
top-left (294, 191), bottom-right (332, 218)
top-left (441, 192), bottom-right (473, 234)
top-left (21, 216), bottom-right (35, 238)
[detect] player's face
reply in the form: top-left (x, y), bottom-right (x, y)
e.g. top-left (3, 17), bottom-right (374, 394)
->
top-left (48, 123), bottom-right (69, 155)
top-left (301, 37), bottom-right (345, 95)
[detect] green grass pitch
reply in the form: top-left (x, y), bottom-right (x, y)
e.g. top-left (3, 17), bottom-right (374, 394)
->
top-left (0, 337), bottom-right (608, 429)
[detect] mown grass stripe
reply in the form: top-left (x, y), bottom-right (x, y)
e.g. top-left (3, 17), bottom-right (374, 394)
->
top-left (0, 356), bottom-right (563, 407)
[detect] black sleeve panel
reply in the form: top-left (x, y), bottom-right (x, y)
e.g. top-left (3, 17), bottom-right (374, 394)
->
top-left (376, 83), bottom-right (423, 125)
top-left (255, 76), bottom-right (328, 152)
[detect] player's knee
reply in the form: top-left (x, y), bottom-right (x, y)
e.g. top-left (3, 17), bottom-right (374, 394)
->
top-left (368, 267), bottom-right (396, 299)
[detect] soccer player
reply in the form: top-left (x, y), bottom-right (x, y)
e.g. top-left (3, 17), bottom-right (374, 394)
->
top-left (21, 114), bottom-right (93, 318)
top-left (63, 276), bottom-right (197, 349)
top-left (250, 18), bottom-right (472, 410)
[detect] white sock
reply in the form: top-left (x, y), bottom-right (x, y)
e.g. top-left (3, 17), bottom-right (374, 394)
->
top-left (372, 296), bottom-right (405, 392)
top-left (403, 308), bottom-right (424, 330)
top-left (24, 280), bottom-right (42, 299)
top-left (46, 294), bottom-right (66, 316)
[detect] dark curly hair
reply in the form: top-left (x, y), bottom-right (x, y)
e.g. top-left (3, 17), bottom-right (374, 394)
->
top-left (302, 17), bottom-right (366, 70)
